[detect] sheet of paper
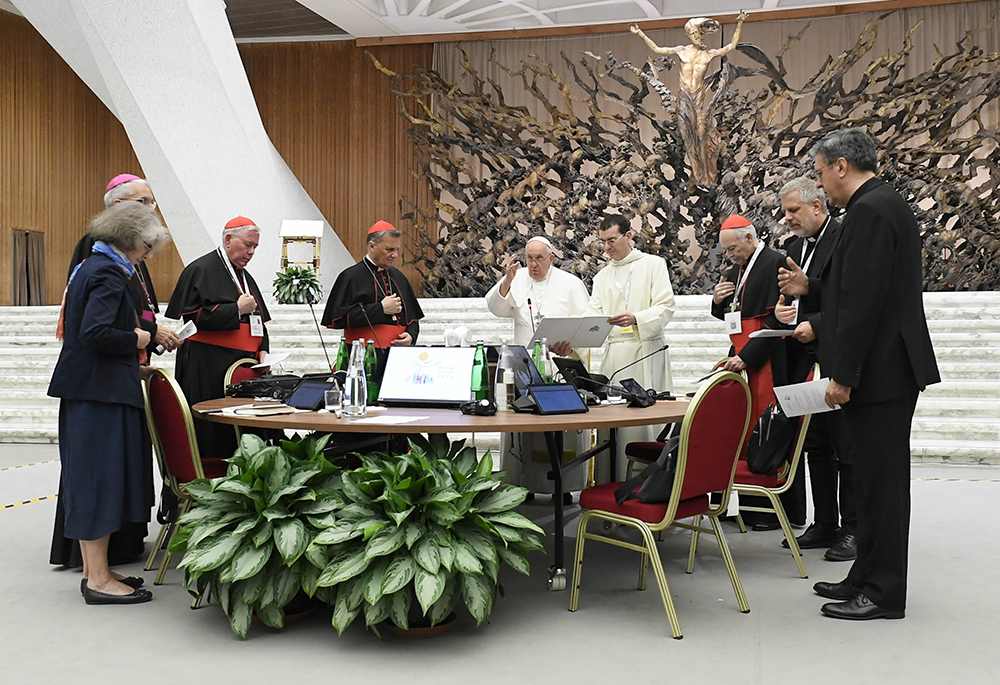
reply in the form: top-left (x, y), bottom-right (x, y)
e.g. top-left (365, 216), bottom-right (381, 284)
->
top-left (773, 377), bottom-right (840, 417)
top-left (156, 319), bottom-right (197, 354)
top-left (350, 415), bottom-right (426, 425)
top-left (254, 351), bottom-right (290, 369)
top-left (748, 328), bottom-right (794, 339)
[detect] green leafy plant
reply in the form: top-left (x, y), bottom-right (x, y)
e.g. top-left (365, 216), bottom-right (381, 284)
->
top-left (169, 433), bottom-right (339, 639)
top-left (305, 434), bottom-right (544, 636)
top-left (272, 265), bottom-right (322, 305)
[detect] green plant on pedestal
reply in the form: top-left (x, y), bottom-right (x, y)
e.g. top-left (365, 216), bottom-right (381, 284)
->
top-left (305, 433), bottom-right (544, 636)
top-left (272, 265), bottom-right (332, 369)
top-left (169, 433), bottom-right (340, 639)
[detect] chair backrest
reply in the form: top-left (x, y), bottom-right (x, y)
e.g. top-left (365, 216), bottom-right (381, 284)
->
top-left (144, 368), bottom-right (207, 488)
top-left (674, 371), bottom-right (752, 506)
top-left (225, 357), bottom-right (263, 389)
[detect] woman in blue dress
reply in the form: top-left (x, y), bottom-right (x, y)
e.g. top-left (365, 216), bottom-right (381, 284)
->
top-left (49, 202), bottom-right (169, 605)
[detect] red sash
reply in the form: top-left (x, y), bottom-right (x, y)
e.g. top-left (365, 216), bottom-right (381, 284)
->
top-left (344, 325), bottom-right (406, 349)
top-left (729, 313), bottom-right (775, 425)
top-left (188, 323), bottom-right (262, 354)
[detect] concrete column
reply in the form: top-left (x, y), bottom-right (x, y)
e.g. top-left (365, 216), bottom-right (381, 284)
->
top-left (12, 0), bottom-right (353, 298)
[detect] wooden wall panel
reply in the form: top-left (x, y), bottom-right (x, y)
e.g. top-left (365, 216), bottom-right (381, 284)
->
top-left (0, 12), bottom-right (183, 306)
top-left (2, 15), bottom-right (431, 304)
top-left (238, 41), bottom-right (434, 291)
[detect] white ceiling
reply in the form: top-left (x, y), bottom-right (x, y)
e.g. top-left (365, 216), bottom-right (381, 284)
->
top-left (299, 0), bottom-right (889, 39)
top-left (0, 0), bottom-right (910, 40)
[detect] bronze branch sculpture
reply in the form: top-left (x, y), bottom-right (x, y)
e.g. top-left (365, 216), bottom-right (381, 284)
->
top-left (371, 11), bottom-right (1000, 296)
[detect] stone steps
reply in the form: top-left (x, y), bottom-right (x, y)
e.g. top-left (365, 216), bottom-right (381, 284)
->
top-left (1, 294), bottom-right (998, 463)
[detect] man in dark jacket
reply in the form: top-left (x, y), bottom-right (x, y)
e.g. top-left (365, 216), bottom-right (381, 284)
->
top-left (810, 127), bottom-right (939, 621)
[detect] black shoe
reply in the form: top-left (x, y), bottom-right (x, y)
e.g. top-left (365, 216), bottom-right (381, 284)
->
top-left (83, 585), bottom-right (153, 605)
top-left (825, 533), bottom-right (858, 561)
top-left (813, 580), bottom-right (860, 600)
top-left (751, 521), bottom-right (781, 532)
top-left (821, 593), bottom-right (904, 620)
top-left (783, 523), bottom-right (839, 549)
top-left (81, 576), bottom-right (145, 595)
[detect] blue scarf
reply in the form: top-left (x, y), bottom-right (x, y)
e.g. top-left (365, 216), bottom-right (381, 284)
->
top-left (68, 241), bottom-right (134, 284)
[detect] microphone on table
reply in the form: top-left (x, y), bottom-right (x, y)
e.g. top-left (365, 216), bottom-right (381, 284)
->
top-left (607, 343), bottom-right (670, 386)
top-left (527, 298), bottom-right (537, 334)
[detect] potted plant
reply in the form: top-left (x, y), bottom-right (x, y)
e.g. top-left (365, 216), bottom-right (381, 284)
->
top-left (303, 433), bottom-right (544, 636)
top-left (272, 265), bottom-right (332, 368)
top-left (169, 432), bottom-right (341, 639)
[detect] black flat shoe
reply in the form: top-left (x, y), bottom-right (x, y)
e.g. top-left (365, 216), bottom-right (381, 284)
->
top-left (751, 521), bottom-right (781, 532)
top-left (782, 523), bottom-right (839, 549)
top-left (813, 579), bottom-right (860, 600)
top-left (821, 593), bottom-right (904, 620)
top-left (80, 576), bottom-right (145, 595)
top-left (825, 533), bottom-right (858, 561)
top-left (83, 586), bottom-right (152, 605)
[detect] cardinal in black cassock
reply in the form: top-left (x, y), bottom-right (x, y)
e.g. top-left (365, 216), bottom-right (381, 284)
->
top-left (321, 220), bottom-right (423, 380)
top-left (165, 216), bottom-right (270, 464)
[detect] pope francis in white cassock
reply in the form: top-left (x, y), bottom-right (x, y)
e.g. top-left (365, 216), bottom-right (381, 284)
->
top-left (587, 215), bottom-right (676, 482)
top-left (485, 236), bottom-right (591, 496)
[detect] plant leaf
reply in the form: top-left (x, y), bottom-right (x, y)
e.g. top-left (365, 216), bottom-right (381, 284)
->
top-left (380, 556), bottom-right (416, 595)
top-left (493, 523), bottom-right (525, 543)
top-left (427, 432), bottom-right (450, 459)
top-left (228, 582), bottom-right (254, 639)
top-left (365, 524), bottom-right (407, 559)
top-left (413, 535), bottom-right (441, 574)
top-left (312, 521), bottom-right (360, 546)
top-left (298, 491), bottom-right (345, 515)
top-left (389, 588), bottom-right (411, 630)
top-left (274, 518), bottom-right (309, 565)
top-left (428, 574), bottom-right (460, 626)
top-left (454, 525), bottom-right (499, 566)
top-left (226, 540), bottom-right (272, 583)
top-left (427, 502), bottom-right (463, 526)
top-left (316, 548), bottom-right (371, 587)
top-left (255, 602), bottom-right (284, 630)
top-left (484, 511), bottom-right (545, 535)
top-left (414, 566), bottom-right (447, 614)
top-left (452, 447), bottom-right (478, 477)
top-left (364, 595), bottom-right (391, 627)
top-left (332, 585), bottom-right (360, 636)
top-left (474, 450), bottom-right (494, 479)
top-left (180, 532), bottom-right (242, 573)
top-left (497, 545), bottom-right (531, 576)
top-left (461, 573), bottom-right (494, 626)
top-left (452, 539), bottom-right (484, 574)
top-left (251, 521), bottom-right (274, 548)
top-left (473, 485), bottom-right (527, 514)
top-left (362, 558), bottom-right (390, 606)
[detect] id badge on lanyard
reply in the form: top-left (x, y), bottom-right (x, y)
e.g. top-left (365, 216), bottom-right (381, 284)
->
top-left (219, 248), bottom-right (262, 338)
top-left (724, 311), bottom-right (742, 335)
top-left (249, 314), bottom-right (263, 338)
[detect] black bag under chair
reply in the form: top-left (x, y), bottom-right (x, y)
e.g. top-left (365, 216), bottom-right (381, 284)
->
top-left (614, 435), bottom-right (680, 504)
top-left (745, 403), bottom-right (797, 475)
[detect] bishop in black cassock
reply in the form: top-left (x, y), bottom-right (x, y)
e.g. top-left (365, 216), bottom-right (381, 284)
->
top-left (321, 220), bottom-right (423, 380)
top-left (165, 216), bottom-right (270, 462)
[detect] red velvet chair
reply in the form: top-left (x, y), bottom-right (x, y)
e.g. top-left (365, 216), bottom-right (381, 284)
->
top-left (568, 371), bottom-right (753, 639)
top-left (143, 368), bottom-right (227, 585)
top-left (729, 363), bottom-right (819, 578)
top-left (223, 357), bottom-right (263, 444)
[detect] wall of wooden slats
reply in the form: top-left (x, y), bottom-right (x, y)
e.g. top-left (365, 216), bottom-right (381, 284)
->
top-left (238, 41), bottom-right (434, 291)
top-left (1, 12), bottom-right (433, 305)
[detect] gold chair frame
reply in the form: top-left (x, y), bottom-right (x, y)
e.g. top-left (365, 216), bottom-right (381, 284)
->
top-left (223, 357), bottom-right (261, 444)
top-left (568, 371), bottom-right (753, 639)
top-left (142, 368), bottom-right (211, 588)
top-left (727, 363), bottom-right (819, 578)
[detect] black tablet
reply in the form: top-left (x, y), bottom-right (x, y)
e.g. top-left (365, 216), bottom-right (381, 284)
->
top-left (284, 378), bottom-right (336, 411)
top-left (527, 383), bottom-right (588, 415)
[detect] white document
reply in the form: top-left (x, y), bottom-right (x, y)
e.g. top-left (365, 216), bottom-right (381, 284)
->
top-left (253, 351), bottom-right (290, 369)
top-left (748, 328), bottom-right (794, 339)
top-left (156, 319), bottom-right (197, 354)
top-left (351, 415), bottom-right (426, 425)
top-left (530, 316), bottom-right (613, 348)
top-left (773, 377), bottom-right (840, 417)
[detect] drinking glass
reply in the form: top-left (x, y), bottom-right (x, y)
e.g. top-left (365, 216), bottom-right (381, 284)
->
top-left (324, 387), bottom-right (343, 412)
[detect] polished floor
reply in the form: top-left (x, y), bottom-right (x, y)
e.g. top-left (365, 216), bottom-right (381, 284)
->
top-left (1, 442), bottom-right (997, 684)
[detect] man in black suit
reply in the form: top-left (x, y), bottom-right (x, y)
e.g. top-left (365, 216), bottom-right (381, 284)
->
top-left (809, 128), bottom-right (939, 621)
top-left (774, 177), bottom-right (857, 562)
top-left (711, 214), bottom-right (803, 530)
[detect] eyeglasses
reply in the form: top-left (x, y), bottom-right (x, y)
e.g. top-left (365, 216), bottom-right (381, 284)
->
top-left (132, 197), bottom-right (158, 210)
top-left (236, 237), bottom-right (258, 250)
top-left (598, 233), bottom-right (629, 247)
top-left (525, 255), bottom-right (550, 263)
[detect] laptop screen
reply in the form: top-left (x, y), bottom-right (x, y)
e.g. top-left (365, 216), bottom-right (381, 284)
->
top-left (378, 346), bottom-right (477, 407)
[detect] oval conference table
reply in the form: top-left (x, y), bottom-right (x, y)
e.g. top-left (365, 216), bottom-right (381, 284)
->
top-left (193, 397), bottom-right (689, 590)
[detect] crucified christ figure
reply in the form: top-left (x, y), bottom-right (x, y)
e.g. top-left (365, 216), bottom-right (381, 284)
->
top-left (630, 11), bottom-right (749, 187)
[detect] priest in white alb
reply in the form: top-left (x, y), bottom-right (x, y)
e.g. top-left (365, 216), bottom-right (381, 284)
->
top-left (587, 214), bottom-right (676, 481)
top-left (485, 236), bottom-right (591, 498)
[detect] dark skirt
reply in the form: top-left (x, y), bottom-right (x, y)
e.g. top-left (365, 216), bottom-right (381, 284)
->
top-left (56, 399), bottom-right (153, 542)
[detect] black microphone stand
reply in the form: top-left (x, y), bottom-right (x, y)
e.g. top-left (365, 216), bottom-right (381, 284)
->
top-left (607, 343), bottom-right (670, 386)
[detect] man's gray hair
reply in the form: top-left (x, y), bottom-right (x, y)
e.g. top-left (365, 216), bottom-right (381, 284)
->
top-left (811, 127), bottom-right (878, 173)
top-left (722, 224), bottom-right (758, 242)
top-left (89, 202), bottom-right (170, 254)
top-left (103, 178), bottom-right (150, 209)
top-left (222, 225), bottom-right (260, 240)
top-left (369, 228), bottom-right (401, 244)
top-left (779, 176), bottom-right (828, 212)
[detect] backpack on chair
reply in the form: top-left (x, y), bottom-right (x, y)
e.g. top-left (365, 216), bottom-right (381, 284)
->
top-left (614, 434), bottom-right (680, 504)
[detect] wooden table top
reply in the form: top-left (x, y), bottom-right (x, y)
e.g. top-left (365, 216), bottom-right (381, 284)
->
top-left (192, 397), bottom-right (690, 434)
